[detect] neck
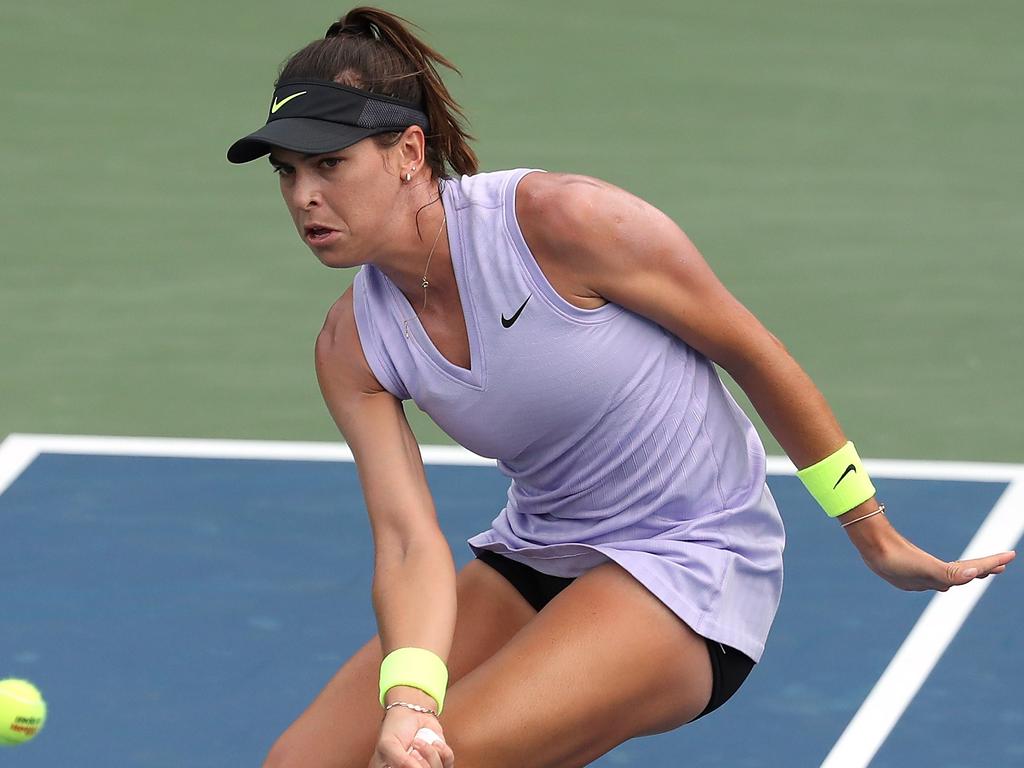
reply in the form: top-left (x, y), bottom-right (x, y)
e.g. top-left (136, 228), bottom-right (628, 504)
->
top-left (372, 178), bottom-right (455, 314)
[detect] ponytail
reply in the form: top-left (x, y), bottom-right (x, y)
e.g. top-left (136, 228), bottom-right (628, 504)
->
top-left (278, 7), bottom-right (478, 178)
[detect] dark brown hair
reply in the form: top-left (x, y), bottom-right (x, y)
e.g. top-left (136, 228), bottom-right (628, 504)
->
top-left (277, 7), bottom-right (477, 178)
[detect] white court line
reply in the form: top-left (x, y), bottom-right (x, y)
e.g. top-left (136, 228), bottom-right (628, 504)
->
top-left (820, 476), bottom-right (1024, 768)
top-left (2, 432), bottom-right (1021, 767)
top-left (0, 433), bottom-right (493, 466)
top-left (0, 433), bottom-right (1021, 480)
top-left (0, 434), bottom-right (41, 497)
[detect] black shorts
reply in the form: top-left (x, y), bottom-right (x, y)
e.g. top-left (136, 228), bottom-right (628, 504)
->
top-left (474, 548), bottom-right (755, 722)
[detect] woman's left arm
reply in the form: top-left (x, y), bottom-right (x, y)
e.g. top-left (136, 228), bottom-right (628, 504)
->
top-left (516, 172), bottom-right (1015, 591)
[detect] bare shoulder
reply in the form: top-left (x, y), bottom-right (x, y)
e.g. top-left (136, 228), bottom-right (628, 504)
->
top-left (315, 285), bottom-right (386, 398)
top-left (515, 171), bottom-right (682, 293)
top-left (518, 172), bottom-right (618, 233)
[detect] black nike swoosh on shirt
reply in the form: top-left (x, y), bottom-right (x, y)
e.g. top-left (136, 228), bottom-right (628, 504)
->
top-left (501, 294), bottom-right (532, 328)
top-left (833, 463), bottom-right (857, 489)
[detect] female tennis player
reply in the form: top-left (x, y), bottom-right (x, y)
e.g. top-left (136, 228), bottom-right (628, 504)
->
top-left (228, 8), bottom-right (1015, 768)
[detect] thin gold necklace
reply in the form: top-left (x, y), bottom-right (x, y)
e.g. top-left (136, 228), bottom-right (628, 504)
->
top-left (420, 213), bottom-right (446, 311)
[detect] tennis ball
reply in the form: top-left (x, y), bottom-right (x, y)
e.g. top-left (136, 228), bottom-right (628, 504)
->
top-left (415, 727), bottom-right (442, 746)
top-left (407, 726), bottom-right (444, 757)
top-left (0, 679), bottom-right (47, 746)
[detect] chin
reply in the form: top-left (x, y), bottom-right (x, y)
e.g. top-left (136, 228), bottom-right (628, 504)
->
top-left (311, 245), bottom-right (363, 270)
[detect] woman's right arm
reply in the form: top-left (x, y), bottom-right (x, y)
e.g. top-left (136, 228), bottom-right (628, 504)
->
top-left (314, 287), bottom-right (457, 715)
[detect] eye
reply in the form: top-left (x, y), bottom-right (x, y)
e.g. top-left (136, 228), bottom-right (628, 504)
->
top-left (319, 157), bottom-right (343, 169)
top-left (270, 162), bottom-right (293, 177)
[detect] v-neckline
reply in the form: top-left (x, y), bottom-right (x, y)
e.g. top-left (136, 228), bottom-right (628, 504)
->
top-left (384, 182), bottom-right (484, 390)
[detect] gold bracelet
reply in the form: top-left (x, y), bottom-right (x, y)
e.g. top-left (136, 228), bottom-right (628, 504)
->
top-left (840, 503), bottom-right (886, 529)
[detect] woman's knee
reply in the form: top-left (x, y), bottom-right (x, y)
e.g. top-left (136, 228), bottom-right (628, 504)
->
top-left (260, 638), bottom-right (382, 768)
top-left (263, 560), bottom-right (537, 767)
top-left (262, 728), bottom-right (304, 768)
top-left (261, 732), bottom-right (292, 768)
top-left (262, 720), bottom-right (365, 768)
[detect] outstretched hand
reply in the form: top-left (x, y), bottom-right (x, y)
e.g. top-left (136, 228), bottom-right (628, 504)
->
top-left (842, 509), bottom-right (1016, 592)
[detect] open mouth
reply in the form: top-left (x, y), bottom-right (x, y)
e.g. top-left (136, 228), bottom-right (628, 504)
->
top-left (305, 226), bottom-right (338, 245)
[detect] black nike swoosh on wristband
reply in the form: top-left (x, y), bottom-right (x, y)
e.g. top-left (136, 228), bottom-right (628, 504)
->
top-left (833, 464), bottom-right (857, 489)
top-left (501, 294), bottom-right (532, 328)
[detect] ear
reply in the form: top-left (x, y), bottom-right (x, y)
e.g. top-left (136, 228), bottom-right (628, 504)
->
top-left (396, 125), bottom-right (427, 178)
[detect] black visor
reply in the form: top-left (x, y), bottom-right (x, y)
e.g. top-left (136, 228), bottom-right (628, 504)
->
top-left (227, 80), bottom-right (430, 164)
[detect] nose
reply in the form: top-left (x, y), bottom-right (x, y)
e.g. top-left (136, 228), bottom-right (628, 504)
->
top-left (290, 171), bottom-right (322, 210)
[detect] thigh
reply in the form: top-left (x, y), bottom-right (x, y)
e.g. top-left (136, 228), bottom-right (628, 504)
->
top-left (263, 558), bottom-right (539, 768)
top-left (437, 560), bottom-right (715, 768)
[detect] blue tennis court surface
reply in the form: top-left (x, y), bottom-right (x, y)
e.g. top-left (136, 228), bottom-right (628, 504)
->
top-left (1, 438), bottom-right (1021, 766)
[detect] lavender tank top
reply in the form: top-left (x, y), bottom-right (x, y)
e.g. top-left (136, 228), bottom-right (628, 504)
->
top-left (352, 169), bottom-right (785, 661)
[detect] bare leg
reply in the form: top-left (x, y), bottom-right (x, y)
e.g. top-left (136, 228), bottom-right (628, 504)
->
top-left (263, 558), bottom-right (538, 768)
top-left (436, 560), bottom-right (714, 768)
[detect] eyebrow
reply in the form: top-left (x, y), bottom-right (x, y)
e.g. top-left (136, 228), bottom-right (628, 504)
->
top-left (268, 151), bottom-right (344, 166)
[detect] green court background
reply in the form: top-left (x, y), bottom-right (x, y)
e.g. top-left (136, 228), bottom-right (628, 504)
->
top-left (2, 1), bottom-right (1021, 461)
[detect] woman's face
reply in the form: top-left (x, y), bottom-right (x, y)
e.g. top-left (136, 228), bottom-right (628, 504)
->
top-left (269, 136), bottom-right (403, 268)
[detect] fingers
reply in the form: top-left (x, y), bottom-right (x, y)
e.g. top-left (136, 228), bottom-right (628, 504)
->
top-left (407, 740), bottom-right (453, 768)
top-left (404, 728), bottom-right (452, 768)
top-left (397, 747), bottom-right (434, 768)
top-left (379, 739), bottom-right (430, 768)
top-left (946, 550), bottom-right (1016, 586)
top-left (965, 550), bottom-right (1016, 577)
top-left (417, 736), bottom-right (455, 768)
top-left (421, 726), bottom-right (453, 768)
top-left (976, 565), bottom-right (1008, 579)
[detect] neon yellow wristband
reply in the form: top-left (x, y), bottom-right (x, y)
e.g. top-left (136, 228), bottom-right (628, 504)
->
top-left (796, 441), bottom-right (876, 518)
top-left (379, 647), bottom-right (449, 715)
